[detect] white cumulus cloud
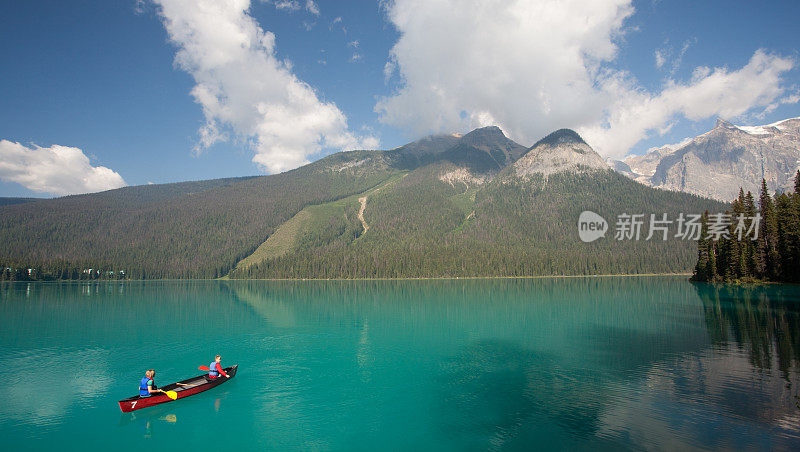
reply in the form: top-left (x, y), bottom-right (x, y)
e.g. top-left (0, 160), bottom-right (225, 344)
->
top-left (581, 50), bottom-right (796, 158)
top-left (0, 140), bottom-right (126, 196)
top-left (377, 0), bottom-right (634, 144)
top-left (155, 0), bottom-right (377, 173)
top-left (378, 0), bottom-right (797, 159)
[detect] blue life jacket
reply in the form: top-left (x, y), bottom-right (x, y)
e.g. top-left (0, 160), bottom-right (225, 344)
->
top-left (209, 361), bottom-right (219, 377)
top-left (139, 377), bottom-right (153, 396)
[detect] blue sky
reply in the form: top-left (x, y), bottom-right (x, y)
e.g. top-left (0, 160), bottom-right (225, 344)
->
top-left (0, 0), bottom-right (798, 197)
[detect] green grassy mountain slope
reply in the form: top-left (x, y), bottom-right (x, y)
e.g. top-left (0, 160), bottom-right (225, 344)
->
top-left (231, 172), bottom-right (408, 272)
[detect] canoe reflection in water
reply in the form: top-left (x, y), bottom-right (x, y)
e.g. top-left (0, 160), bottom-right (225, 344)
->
top-left (141, 414), bottom-right (177, 439)
top-left (117, 402), bottom-right (178, 439)
top-left (119, 394), bottom-right (229, 439)
top-left (118, 401), bottom-right (177, 427)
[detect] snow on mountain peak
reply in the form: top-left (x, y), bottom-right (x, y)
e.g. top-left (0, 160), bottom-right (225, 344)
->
top-left (733, 117), bottom-right (800, 135)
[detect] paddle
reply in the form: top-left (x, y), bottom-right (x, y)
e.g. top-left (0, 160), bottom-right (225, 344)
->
top-left (160, 389), bottom-right (178, 400)
top-left (198, 365), bottom-right (229, 377)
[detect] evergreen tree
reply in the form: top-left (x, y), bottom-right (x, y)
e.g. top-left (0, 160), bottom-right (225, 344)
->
top-left (795, 170), bottom-right (800, 194)
top-left (693, 211), bottom-right (711, 281)
top-left (708, 240), bottom-right (719, 282)
top-left (775, 193), bottom-right (793, 281)
top-left (704, 210), bottom-right (719, 282)
top-left (724, 191), bottom-right (744, 279)
top-left (742, 191), bottom-right (758, 278)
top-left (759, 179), bottom-right (780, 280)
top-left (775, 177), bottom-right (800, 283)
top-left (792, 172), bottom-right (800, 282)
top-left (784, 170), bottom-right (800, 282)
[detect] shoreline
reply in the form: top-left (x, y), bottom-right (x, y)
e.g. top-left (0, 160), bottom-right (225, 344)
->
top-left (4, 273), bottom-right (693, 283)
top-left (217, 273), bottom-right (693, 281)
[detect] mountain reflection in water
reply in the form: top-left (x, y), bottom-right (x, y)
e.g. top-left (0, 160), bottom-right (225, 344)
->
top-left (2, 278), bottom-right (799, 449)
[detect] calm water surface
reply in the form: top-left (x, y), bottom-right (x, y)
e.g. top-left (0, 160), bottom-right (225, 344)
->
top-left (1, 277), bottom-right (799, 450)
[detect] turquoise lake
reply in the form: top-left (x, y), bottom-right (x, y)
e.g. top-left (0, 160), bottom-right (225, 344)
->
top-left (1, 277), bottom-right (800, 450)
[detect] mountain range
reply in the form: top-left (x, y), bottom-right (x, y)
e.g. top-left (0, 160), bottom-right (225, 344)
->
top-left (613, 117), bottom-right (800, 201)
top-left (0, 126), bottom-right (726, 280)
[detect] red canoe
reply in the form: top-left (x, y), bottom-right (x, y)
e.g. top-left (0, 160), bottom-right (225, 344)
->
top-left (118, 365), bottom-right (238, 412)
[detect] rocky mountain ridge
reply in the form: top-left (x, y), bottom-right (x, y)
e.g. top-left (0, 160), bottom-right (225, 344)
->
top-left (388, 125), bottom-right (528, 173)
top-left (616, 117), bottom-right (800, 201)
top-left (513, 129), bottom-right (608, 178)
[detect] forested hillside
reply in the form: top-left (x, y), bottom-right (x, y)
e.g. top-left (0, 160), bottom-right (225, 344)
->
top-left (0, 152), bottom-right (400, 279)
top-left (230, 164), bottom-right (726, 279)
top-left (1, 126), bottom-right (727, 280)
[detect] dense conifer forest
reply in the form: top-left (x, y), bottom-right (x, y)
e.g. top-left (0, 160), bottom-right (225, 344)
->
top-left (0, 152), bottom-right (399, 280)
top-left (692, 171), bottom-right (800, 283)
top-left (230, 167), bottom-right (726, 279)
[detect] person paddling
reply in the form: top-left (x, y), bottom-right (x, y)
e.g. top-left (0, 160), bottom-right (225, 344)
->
top-left (138, 369), bottom-right (177, 399)
top-left (139, 369), bottom-right (160, 397)
top-left (208, 355), bottom-right (230, 380)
